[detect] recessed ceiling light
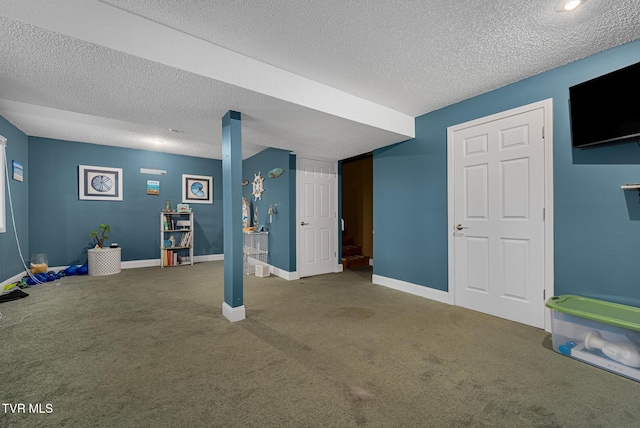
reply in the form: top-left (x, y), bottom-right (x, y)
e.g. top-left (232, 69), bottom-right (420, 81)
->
top-left (556, 0), bottom-right (586, 12)
top-left (564, 0), bottom-right (582, 10)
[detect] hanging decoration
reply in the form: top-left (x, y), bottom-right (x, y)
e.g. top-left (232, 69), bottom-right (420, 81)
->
top-left (268, 167), bottom-right (285, 178)
top-left (252, 172), bottom-right (264, 201)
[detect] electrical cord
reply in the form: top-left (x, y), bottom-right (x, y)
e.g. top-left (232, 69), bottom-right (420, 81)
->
top-left (0, 311), bottom-right (32, 328)
top-left (3, 137), bottom-right (44, 284)
top-left (2, 137), bottom-right (44, 285)
top-left (0, 136), bottom-right (46, 329)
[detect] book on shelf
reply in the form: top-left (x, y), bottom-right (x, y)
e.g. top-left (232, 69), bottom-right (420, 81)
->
top-left (163, 215), bottom-right (177, 230)
top-left (178, 231), bottom-right (193, 247)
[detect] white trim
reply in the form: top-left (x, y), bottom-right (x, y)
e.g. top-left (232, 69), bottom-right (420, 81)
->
top-left (542, 101), bottom-right (555, 333)
top-left (269, 265), bottom-right (300, 281)
top-left (334, 160), bottom-right (340, 274)
top-left (372, 274), bottom-right (453, 305)
top-left (246, 257), bottom-right (300, 280)
top-left (1, 271), bottom-right (25, 287)
top-left (123, 253), bottom-right (224, 269)
top-left (446, 98), bottom-right (554, 331)
top-left (0, 254), bottom-right (227, 285)
top-left (122, 259), bottom-right (159, 269)
top-left (194, 254), bottom-right (224, 263)
top-left (222, 302), bottom-right (246, 322)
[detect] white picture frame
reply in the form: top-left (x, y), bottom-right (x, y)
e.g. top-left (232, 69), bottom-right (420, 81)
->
top-left (79, 165), bottom-right (123, 201)
top-left (182, 174), bottom-right (213, 204)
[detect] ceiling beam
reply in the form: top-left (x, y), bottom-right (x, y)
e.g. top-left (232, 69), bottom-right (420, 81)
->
top-left (1, 0), bottom-right (415, 139)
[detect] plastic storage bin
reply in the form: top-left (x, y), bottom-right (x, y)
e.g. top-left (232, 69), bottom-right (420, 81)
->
top-left (546, 295), bottom-right (640, 382)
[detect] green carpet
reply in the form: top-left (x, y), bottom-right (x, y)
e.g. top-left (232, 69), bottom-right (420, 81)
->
top-left (1, 262), bottom-right (638, 427)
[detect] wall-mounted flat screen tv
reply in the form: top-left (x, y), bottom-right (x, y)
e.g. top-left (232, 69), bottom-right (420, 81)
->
top-left (569, 61), bottom-right (640, 148)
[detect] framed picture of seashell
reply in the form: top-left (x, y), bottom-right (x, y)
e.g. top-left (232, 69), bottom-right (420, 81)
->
top-left (78, 165), bottom-right (123, 201)
top-left (182, 174), bottom-right (213, 204)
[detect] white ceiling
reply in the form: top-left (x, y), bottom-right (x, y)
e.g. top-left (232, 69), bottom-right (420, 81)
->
top-left (1, 0), bottom-right (639, 161)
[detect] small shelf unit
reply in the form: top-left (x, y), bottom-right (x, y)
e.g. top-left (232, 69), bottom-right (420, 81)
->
top-left (243, 231), bottom-right (268, 275)
top-left (622, 183), bottom-right (640, 203)
top-left (621, 184), bottom-right (640, 190)
top-left (161, 211), bottom-right (194, 267)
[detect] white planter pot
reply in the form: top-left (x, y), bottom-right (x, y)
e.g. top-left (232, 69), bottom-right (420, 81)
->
top-left (88, 247), bottom-right (121, 276)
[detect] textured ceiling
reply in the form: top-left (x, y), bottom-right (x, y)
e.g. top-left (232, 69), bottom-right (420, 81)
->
top-left (1, 0), bottom-right (639, 160)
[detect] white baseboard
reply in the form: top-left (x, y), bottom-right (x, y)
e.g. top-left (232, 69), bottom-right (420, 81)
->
top-left (372, 274), bottom-right (452, 305)
top-left (2, 254), bottom-right (296, 285)
top-left (222, 302), bottom-right (246, 322)
top-left (1, 271), bottom-right (27, 287)
top-left (194, 254), bottom-right (224, 263)
top-left (369, 258), bottom-right (374, 266)
top-left (122, 259), bottom-right (159, 269)
top-left (335, 264), bottom-right (344, 273)
top-left (269, 265), bottom-right (299, 280)
top-left (1, 254), bottom-right (226, 285)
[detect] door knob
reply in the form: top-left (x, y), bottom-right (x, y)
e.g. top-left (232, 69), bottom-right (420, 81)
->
top-left (456, 224), bottom-right (468, 230)
top-left (301, 222), bottom-right (309, 226)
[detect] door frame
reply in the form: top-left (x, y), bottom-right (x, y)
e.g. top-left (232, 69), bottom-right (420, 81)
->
top-left (446, 99), bottom-right (554, 331)
top-left (296, 156), bottom-right (340, 278)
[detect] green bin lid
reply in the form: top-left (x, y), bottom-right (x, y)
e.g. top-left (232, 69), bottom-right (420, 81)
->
top-left (546, 295), bottom-right (640, 332)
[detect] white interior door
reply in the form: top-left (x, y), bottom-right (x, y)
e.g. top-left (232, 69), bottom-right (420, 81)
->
top-left (450, 104), bottom-right (547, 328)
top-left (297, 157), bottom-right (337, 278)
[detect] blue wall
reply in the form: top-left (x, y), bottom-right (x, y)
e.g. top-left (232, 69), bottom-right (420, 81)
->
top-left (28, 137), bottom-right (223, 266)
top-left (242, 148), bottom-right (296, 272)
top-left (374, 39), bottom-right (640, 307)
top-left (0, 117), bottom-right (29, 281)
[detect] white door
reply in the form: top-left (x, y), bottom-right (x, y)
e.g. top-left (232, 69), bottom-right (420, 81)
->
top-left (297, 158), bottom-right (337, 278)
top-left (450, 105), bottom-right (547, 328)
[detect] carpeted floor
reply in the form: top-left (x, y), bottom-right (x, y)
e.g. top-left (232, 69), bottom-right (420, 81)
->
top-left (1, 262), bottom-right (639, 427)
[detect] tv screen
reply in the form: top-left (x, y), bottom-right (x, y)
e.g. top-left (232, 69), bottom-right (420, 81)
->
top-left (569, 61), bottom-right (640, 148)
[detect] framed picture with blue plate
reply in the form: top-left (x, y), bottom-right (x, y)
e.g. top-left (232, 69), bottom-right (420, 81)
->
top-left (182, 174), bottom-right (213, 204)
top-left (79, 165), bottom-right (123, 201)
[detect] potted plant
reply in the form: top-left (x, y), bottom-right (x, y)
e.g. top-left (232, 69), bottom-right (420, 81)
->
top-left (89, 223), bottom-right (110, 248)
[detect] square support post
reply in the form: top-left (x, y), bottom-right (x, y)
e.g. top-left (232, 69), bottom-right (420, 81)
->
top-left (221, 110), bottom-right (245, 322)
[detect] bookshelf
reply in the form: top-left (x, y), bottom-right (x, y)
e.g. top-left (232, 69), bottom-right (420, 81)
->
top-left (161, 211), bottom-right (194, 267)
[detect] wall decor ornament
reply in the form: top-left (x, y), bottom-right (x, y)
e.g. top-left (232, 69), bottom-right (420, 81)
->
top-left (268, 167), bottom-right (285, 178)
top-left (182, 174), bottom-right (213, 204)
top-left (252, 172), bottom-right (264, 201)
top-left (12, 160), bottom-right (23, 182)
top-left (147, 180), bottom-right (160, 195)
top-left (79, 165), bottom-right (123, 201)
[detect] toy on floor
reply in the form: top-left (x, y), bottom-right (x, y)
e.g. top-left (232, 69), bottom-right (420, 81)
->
top-left (22, 264), bottom-right (88, 286)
